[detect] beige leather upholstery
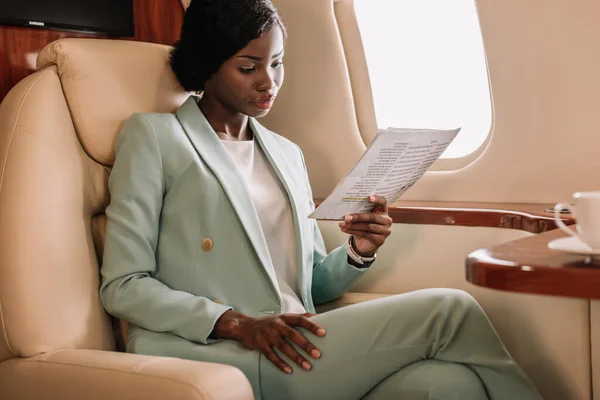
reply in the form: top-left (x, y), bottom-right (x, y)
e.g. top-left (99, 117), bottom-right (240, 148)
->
top-left (0, 350), bottom-right (250, 400)
top-left (35, 39), bottom-right (190, 165)
top-left (0, 38), bottom-right (252, 399)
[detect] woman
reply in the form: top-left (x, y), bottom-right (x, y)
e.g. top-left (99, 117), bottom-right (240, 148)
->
top-left (100, 0), bottom-right (543, 399)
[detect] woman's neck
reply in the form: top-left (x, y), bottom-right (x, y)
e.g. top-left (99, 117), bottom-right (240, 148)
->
top-left (198, 95), bottom-right (252, 141)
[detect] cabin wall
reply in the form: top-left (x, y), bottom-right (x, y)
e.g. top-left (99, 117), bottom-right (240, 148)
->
top-left (399, 0), bottom-right (600, 204)
top-left (264, 0), bottom-right (600, 205)
top-left (0, 0), bottom-right (184, 101)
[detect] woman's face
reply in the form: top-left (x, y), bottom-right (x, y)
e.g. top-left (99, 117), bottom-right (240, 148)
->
top-left (204, 27), bottom-right (285, 118)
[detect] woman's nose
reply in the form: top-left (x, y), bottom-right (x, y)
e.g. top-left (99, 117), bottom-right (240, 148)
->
top-left (256, 71), bottom-right (275, 91)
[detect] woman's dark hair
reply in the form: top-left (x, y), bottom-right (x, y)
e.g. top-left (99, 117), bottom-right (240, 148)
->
top-left (170, 0), bottom-right (287, 92)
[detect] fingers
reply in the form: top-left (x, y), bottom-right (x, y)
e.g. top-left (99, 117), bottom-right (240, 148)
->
top-left (262, 344), bottom-right (293, 374)
top-left (281, 315), bottom-right (324, 360)
top-left (279, 322), bottom-right (322, 360)
top-left (368, 194), bottom-right (388, 214)
top-left (340, 221), bottom-right (391, 235)
top-left (341, 213), bottom-right (392, 228)
top-left (275, 336), bottom-right (313, 371)
top-left (283, 314), bottom-right (326, 337)
top-left (339, 195), bottom-right (390, 231)
top-left (255, 315), bottom-right (326, 375)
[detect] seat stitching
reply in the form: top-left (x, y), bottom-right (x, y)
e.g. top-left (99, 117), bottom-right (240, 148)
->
top-left (35, 41), bottom-right (61, 71)
top-left (132, 357), bottom-right (161, 373)
top-left (0, 68), bottom-right (54, 356)
top-left (58, 45), bottom-right (109, 166)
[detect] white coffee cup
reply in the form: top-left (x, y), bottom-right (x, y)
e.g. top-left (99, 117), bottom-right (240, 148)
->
top-left (554, 191), bottom-right (600, 249)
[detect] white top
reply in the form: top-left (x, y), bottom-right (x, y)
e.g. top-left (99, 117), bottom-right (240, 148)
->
top-left (221, 138), bottom-right (306, 314)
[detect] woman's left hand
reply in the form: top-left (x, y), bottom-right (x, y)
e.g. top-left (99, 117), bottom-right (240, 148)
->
top-left (338, 195), bottom-right (393, 256)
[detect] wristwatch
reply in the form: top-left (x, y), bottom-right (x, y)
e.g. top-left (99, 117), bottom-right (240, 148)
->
top-left (345, 236), bottom-right (377, 268)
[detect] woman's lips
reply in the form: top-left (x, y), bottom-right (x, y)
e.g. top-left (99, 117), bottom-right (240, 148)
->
top-left (252, 98), bottom-right (274, 110)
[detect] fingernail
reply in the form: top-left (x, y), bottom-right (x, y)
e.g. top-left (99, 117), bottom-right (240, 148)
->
top-left (317, 328), bottom-right (326, 335)
top-left (344, 215), bottom-right (353, 222)
top-left (284, 367), bottom-right (292, 374)
top-left (369, 195), bottom-right (375, 201)
top-left (339, 222), bottom-right (346, 228)
top-left (302, 361), bottom-right (311, 371)
top-left (311, 349), bottom-right (321, 358)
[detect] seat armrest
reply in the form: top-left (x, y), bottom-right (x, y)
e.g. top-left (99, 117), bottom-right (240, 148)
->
top-left (316, 292), bottom-right (394, 313)
top-left (0, 349), bottom-right (253, 400)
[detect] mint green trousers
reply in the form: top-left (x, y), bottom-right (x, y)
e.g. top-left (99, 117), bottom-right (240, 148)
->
top-left (259, 289), bottom-right (543, 400)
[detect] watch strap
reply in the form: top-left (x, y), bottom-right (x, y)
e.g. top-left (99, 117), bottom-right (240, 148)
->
top-left (345, 236), bottom-right (376, 267)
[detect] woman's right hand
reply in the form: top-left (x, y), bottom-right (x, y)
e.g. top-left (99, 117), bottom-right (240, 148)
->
top-left (211, 310), bottom-right (326, 374)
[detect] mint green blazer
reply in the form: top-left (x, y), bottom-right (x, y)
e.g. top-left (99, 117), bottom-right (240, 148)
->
top-left (100, 96), bottom-right (370, 393)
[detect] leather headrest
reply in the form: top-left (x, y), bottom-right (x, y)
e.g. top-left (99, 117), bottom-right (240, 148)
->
top-left (36, 38), bottom-right (190, 165)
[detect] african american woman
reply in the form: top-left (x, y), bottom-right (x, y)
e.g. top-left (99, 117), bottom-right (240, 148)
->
top-left (100, 1), bottom-right (543, 399)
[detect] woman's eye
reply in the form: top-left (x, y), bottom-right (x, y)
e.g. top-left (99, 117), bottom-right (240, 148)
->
top-left (239, 67), bottom-right (255, 74)
top-left (272, 61), bottom-right (284, 68)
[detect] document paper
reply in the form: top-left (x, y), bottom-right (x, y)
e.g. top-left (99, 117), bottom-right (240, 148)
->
top-left (309, 127), bottom-right (460, 220)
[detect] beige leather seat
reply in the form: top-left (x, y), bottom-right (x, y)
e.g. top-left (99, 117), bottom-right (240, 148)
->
top-left (0, 38), bottom-right (253, 400)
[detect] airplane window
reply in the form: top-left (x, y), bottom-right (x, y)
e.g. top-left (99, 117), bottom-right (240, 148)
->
top-left (354, 0), bottom-right (492, 159)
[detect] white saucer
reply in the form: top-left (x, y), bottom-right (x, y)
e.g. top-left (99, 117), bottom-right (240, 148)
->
top-left (548, 236), bottom-right (600, 256)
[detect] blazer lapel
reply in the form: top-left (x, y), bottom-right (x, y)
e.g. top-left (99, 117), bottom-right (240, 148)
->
top-left (175, 97), bottom-right (281, 298)
top-left (250, 119), bottom-right (308, 304)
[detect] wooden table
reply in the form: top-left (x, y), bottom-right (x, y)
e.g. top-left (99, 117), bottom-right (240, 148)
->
top-left (467, 229), bottom-right (600, 299)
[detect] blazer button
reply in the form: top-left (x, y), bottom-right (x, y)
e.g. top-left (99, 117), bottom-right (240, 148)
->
top-left (201, 238), bottom-right (214, 251)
